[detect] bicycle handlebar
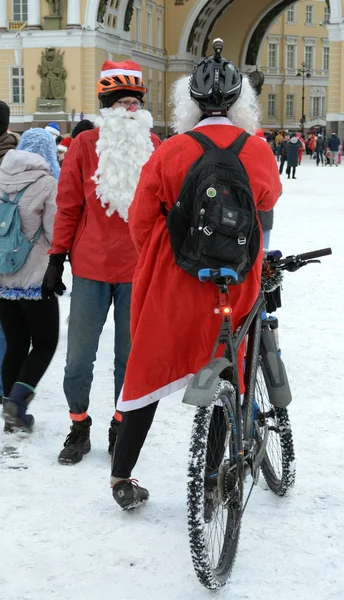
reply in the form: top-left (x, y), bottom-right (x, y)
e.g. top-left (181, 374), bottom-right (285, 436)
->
top-left (297, 247), bottom-right (332, 261)
top-left (266, 246), bottom-right (332, 273)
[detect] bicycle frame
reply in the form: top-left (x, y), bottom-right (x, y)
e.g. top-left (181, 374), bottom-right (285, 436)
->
top-left (183, 289), bottom-right (266, 468)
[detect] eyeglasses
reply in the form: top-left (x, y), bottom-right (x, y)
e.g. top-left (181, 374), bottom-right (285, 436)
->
top-left (116, 100), bottom-right (144, 109)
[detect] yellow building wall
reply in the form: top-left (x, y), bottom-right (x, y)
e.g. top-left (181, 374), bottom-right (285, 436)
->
top-left (0, 49), bottom-right (16, 104)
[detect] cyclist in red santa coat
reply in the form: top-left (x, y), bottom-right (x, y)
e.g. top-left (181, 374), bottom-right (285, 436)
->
top-left (111, 46), bottom-right (282, 509)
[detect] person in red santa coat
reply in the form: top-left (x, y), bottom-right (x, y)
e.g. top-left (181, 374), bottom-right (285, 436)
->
top-left (110, 46), bottom-right (282, 509)
top-left (41, 60), bottom-right (161, 465)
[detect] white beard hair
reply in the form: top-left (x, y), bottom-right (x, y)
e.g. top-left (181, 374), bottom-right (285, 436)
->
top-left (92, 107), bottom-right (154, 220)
top-left (170, 74), bottom-right (261, 136)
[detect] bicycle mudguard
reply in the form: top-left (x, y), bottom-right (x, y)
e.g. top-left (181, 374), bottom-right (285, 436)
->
top-left (260, 327), bottom-right (292, 408)
top-left (182, 357), bottom-right (232, 407)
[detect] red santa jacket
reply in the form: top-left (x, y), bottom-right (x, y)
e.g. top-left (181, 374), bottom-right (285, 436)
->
top-left (50, 128), bottom-right (161, 283)
top-left (117, 119), bottom-right (282, 411)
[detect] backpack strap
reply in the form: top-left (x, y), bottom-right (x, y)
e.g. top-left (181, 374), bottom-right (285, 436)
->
top-left (12, 185), bottom-right (31, 205)
top-left (30, 224), bottom-right (43, 245)
top-left (226, 131), bottom-right (250, 155)
top-left (185, 130), bottom-right (219, 152)
top-left (0, 185), bottom-right (31, 205)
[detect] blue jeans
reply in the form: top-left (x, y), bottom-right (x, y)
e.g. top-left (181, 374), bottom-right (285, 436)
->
top-left (0, 323), bottom-right (6, 396)
top-left (63, 276), bottom-right (132, 416)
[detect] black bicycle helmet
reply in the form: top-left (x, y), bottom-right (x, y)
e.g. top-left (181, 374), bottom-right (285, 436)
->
top-left (190, 38), bottom-right (242, 115)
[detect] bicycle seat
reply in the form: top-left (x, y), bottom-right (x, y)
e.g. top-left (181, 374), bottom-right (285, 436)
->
top-left (198, 268), bottom-right (239, 284)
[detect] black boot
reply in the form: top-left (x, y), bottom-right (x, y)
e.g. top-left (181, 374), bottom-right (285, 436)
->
top-left (58, 416), bottom-right (92, 465)
top-left (108, 418), bottom-right (119, 455)
top-left (3, 384), bottom-right (35, 433)
top-left (112, 479), bottom-right (149, 510)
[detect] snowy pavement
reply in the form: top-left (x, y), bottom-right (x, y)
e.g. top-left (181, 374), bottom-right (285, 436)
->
top-left (1, 160), bottom-right (343, 600)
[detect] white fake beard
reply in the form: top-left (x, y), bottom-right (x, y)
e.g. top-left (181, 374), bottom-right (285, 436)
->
top-left (92, 107), bottom-right (154, 220)
top-left (170, 74), bottom-right (261, 136)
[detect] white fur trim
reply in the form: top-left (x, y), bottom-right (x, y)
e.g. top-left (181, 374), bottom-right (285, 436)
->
top-left (57, 145), bottom-right (67, 152)
top-left (116, 374), bottom-right (194, 412)
top-left (101, 68), bottom-right (142, 78)
top-left (92, 107), bottom-right (154, 220)
top-left (45, 126), bottom-right (59, 136)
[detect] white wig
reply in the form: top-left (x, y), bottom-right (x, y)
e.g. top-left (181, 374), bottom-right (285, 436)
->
top-left (170, 74), bottom-right (261, 135)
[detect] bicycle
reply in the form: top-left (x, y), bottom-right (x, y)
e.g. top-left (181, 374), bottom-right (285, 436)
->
top-left (183, 246), bottom-right (332, 590)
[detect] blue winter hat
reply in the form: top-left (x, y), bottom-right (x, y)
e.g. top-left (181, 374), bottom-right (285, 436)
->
top-left (45, 122), bottom-right (60, 137)
top-left (17, 128), bottom-right (60, 180)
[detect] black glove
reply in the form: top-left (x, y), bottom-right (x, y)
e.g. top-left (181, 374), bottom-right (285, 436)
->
top-left (41, 253), bottom-right (66, 300)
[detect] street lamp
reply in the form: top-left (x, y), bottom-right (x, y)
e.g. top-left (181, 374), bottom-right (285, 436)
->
top-left (297, 61), bottom-right (311, 138)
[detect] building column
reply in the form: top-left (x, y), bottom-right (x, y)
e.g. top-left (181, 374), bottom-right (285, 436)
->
top-left (27, 0), bottom-right (41, 28)
top-left (0, 0), bottom-right (8, 30)
top-left (67, 0), bottom-right (81, 28)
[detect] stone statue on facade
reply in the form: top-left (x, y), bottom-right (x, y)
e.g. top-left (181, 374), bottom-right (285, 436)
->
top-left (37, 48), bottom-right (67, 99)
top-left (46, 0), bottom-right (63, 17)
top-left (97, 0), bottom-right (108, 23)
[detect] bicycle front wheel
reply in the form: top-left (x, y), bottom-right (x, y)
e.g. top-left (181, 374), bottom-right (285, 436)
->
top-left (187, 380), bottom-right (243, 590)
top-left (255, 362), bottom-right (295, 495)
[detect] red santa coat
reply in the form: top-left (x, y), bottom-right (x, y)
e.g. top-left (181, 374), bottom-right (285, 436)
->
top-left (50, 128), bottom-right (161, 283)
top-left (117, 119), bottom-right (282, 411)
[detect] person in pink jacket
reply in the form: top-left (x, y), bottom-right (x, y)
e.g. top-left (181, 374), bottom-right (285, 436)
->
top-left (0, 128), bottom-right (59, 432)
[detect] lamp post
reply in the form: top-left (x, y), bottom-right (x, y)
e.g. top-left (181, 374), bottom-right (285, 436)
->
top-left (297, 61), bottom-right (311, 138)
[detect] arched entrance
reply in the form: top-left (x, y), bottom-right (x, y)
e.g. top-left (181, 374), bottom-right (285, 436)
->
top-left (84, 0), bottom-right (134, 34)
top-left (176, 0), bottom-right (342, 68)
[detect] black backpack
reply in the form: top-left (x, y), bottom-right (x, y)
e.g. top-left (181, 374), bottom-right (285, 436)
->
top-left (166, 130), bottom-right (260, 284)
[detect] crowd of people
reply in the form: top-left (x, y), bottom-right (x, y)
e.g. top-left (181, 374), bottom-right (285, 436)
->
top-left (264, 128), bottom-right (342, 175)
top-left (0, 46), bottom-right (338, 510)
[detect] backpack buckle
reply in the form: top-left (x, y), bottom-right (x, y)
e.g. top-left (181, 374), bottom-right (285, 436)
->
top-left (203, 225), bottom-right (215, 236)
top-left (238, 235), bottom-right (246, 245)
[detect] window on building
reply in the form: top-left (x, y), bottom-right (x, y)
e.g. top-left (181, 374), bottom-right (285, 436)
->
top-left (287, 44), bottom-right (296, 69)
top-left (148, 79), bottom-right (153, 112)
top-left (147, 11), bottom-right (152, 46)
top-left (268, 94), bottom-right (276, 117)
top-left (157, 77), bottom-right (162, 117)
top-left (304, 45), bottom-right (314, 71)
top-left (286, 94), bottom-right (294, 117)
top-left (324, 5), bottom-right (331, 24)
top-left (310, 96), bottom-right (325, 118)
top-left (287, 5), bottom-right (296, 23)
top-left (268, 43), bottom-right (278, 69)
top-left (305, 5), bottom-right (314, 25)
top-left (13, 0), bottom-right (28, 21)
top-left (157, 12), bottom-right (163, 49)
top-left (323, 46), bottom-right (330, 71)
top-left (11, 66), bottom-right (24, 103)
top-left (136, 6), bottom-right (141, 42)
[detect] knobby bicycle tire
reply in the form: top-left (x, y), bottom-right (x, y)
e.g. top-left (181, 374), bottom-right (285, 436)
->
top-left (255, 363), bottom-right (295, 495)
top-left (187, 380), bottom-right (243, 590)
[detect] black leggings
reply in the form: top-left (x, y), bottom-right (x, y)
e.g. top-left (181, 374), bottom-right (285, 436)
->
top-left (0, 298), bottom-right (59, 397)
top-left (111, 402), bottom-right (227, 479)
top-left (112, 401), bottom-right (159, 478)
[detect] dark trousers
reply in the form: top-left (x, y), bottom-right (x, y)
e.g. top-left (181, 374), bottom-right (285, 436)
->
top-left (111, 402), bottom-right (159, 478)
top-left (279, 156), bottom-right (287, 174)
top-left (286, 166), bottom-right (296, 178)
top-left (316, 150), bottom-right (324, 165)
top-left (0, 298), bottom-right (59, 397)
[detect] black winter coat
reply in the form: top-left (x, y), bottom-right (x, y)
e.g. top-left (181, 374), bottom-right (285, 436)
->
top-left (279, 140), bottom-right (288, 157)
top-left (287, 139), bottom-right (302, 167)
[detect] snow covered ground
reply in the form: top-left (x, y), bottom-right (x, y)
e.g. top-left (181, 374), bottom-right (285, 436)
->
top-left (1, 159), bottom-right (343, 600)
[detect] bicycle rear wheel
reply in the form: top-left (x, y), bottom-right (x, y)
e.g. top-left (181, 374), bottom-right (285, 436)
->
top-left (187, 380), bottom-right (243, 590)
top-left (255, 362), bottom-right (295, 495)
